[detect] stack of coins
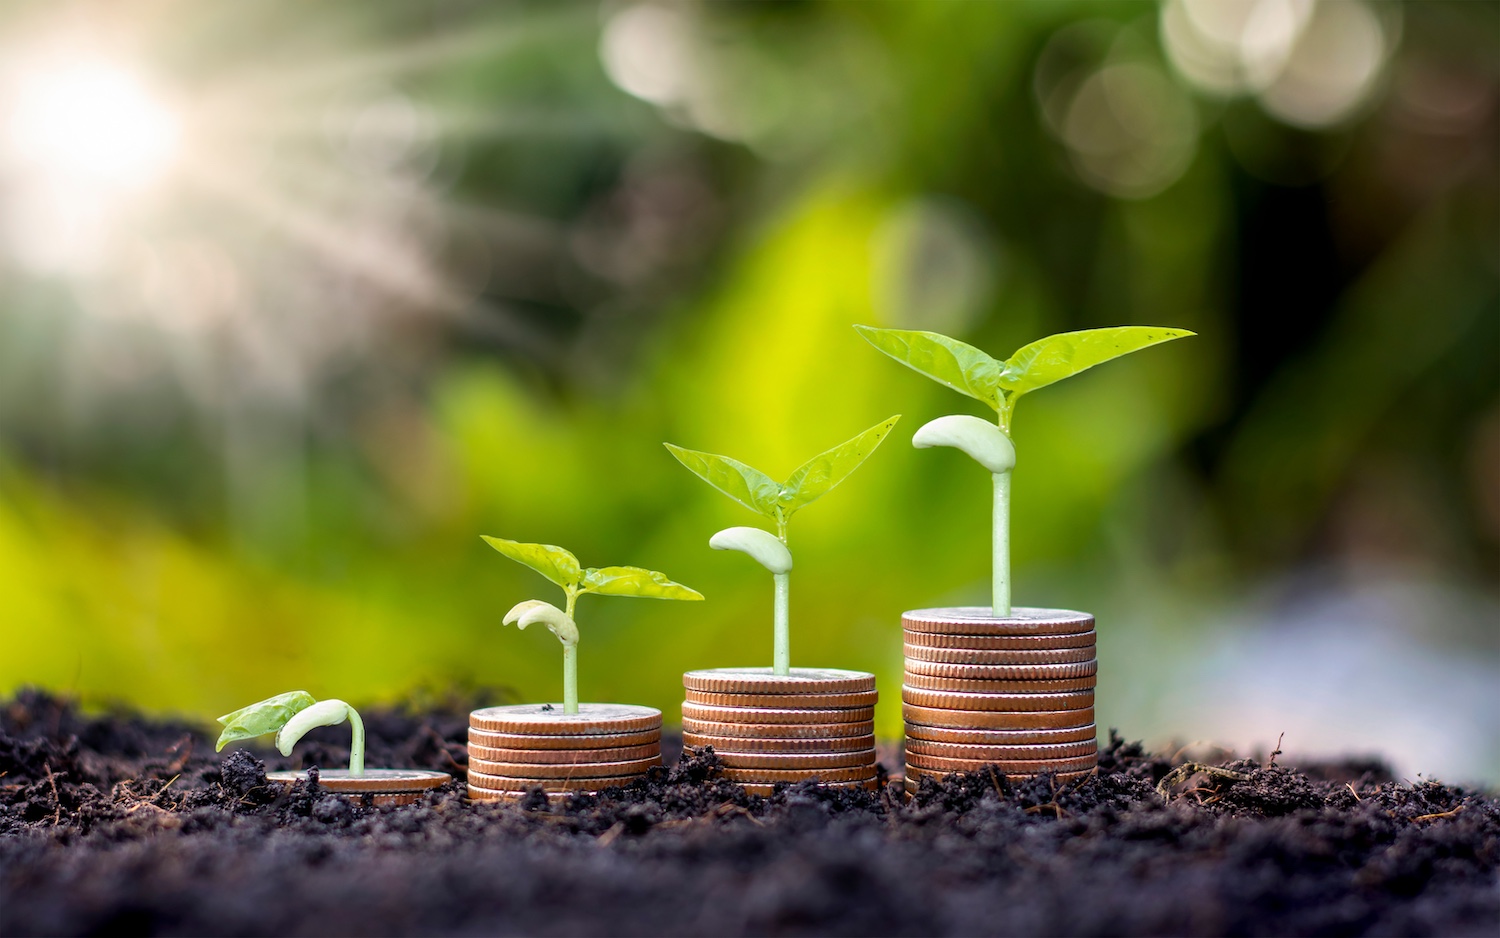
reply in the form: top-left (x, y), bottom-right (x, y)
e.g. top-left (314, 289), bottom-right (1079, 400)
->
top-left (466, 703), bottom-right (662, 802)
top-left (902, 607), bottom-right (1098, 795)
top-left (681, 668), bottom-right (880, 796)
top-left (266, 768), bottom-right (451, 807)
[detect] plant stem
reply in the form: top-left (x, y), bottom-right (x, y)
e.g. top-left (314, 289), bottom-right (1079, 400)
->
top-left (992, 470), bottom-right (1011, 618)
top-left (563, 643), bottom-right (579, 715)
top-left (773, 571), bottom-right (790, 676)
top-left (347, 706), bottom-right (366, 777)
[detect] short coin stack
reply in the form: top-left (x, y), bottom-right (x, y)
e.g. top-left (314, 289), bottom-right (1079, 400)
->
top-left (902, 607), bottom-right (1097, 795)
top-left (466, 703), bottom-right (662, 802)
top-left (682, 668), bottom-right (880, 796)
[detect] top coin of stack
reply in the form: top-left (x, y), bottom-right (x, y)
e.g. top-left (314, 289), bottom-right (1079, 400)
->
top-left (682, 668), bottom-right (881, 796)
top-left (467, 703), bottom-right (662, 802)
top-left (902, 607), bottom-right (1098, 791)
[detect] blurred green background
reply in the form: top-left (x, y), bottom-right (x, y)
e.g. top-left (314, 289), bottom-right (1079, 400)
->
top-left (1, 1), bottom-right (1496, 780)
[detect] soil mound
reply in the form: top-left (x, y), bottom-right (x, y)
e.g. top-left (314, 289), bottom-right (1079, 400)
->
top-left (1, 690), bottom-right (1495, 936)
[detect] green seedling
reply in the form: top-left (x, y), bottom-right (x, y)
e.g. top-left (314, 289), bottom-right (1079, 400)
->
top-left (665, 415), bottom-right (900, 676)
top-left (481, 538), bottom-right (703, 714)
top-left (215, 690), bottom-right (366, 776)
top-left (856, 324), bottom-right (1193, 617)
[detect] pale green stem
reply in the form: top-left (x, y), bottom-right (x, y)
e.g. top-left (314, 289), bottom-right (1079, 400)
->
top-left (347, 706), bottom-right (366, 777)
top-left (563, 643), bottom-right (579, 715)
top-left (773, 571), bottom-right (790, 676)
top-left (993, 470), bottom-right (1012, 618)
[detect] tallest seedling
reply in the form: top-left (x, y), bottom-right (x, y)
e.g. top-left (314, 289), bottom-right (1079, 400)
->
top-left (856, 324), bottom-right (1193, 616)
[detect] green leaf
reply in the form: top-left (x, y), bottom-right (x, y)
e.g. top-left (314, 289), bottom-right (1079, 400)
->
top-left (215, 690), bottom-right (316, 752)
top-left (663, 443), bottom-right (781, 519)
top-left (854, 325), bottom-right (1004, 411)
top-left (480, 536), bottom-right (583, 590)
top-left (582, 566), bottom-right (705, 601)
top-left (778, 415), bottom-right (901, 516)
top-left (1000, 326), bottom-right (1195, 396)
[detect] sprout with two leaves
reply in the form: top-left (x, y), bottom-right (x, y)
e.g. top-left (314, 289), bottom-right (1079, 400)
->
top-left (482, 537), bottom-right (703, 715)
top-left (215, 691), bottom-right (366, 775)
top-left (856, 324), bottom-right (1193, 618)
top-left (665, 415), bottom-right (900, 677)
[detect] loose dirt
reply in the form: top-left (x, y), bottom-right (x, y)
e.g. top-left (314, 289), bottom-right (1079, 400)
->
top-left (1, 690), bottom-right (1495, 936)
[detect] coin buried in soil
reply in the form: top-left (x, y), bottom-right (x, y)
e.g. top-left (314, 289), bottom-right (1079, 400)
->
top-left (266, 768), bottom-right (450, 806)
top-left (902, 659), bottom-right (1097, 680)
top-left (684, 690), bottom-right (879, 709)
top-left (466, 743), bottom-right (660, 765)
top-left (900, 687), bottom-right (1094, 711)
top-left (901, 674), bottom-right (1097, 694)
top-left (737, 777), bottom-right (881, 797)
top-left (683, 667), bottom-right (876, 695)
top-left (683, 732), bottom-right (875, 752)
top-left (902, 607), bottom-right (1094, 636)
top-left (904, 739), bottom-right (1098, 761)
top-left (903, 722), bottom-right (1097, 745)
top-left (469, 703), bottom-right (661, 735)
top-left (903, 644), bottom-right (1096, 665)
top-left (902, 765), bottom-right (1094, 786)
top-left (466, 727), bottom-right (661, 750)
top-left (466, 770), bottom-right (647, 792)
top-left (467, 786), bottom-right (577, 803)
top-left (680, 719), bottom-right (875, 740)
top-left (903, 753), bottom-right (1098, 774)
top-left (902, 704), bottom-right (1094, 730)
top-left (719, 765), bottom-right (878, 783)
top-left (701, 749), bottom-right (876, 770)
top-left (681, 702), bottom-right (875, 725)
top-left (466, 756), bottom-right (660, 779)
top-left (903, 629), bottom-right (1097, 650)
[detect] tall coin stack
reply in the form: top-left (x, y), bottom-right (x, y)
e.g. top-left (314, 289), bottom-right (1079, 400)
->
top-left (902, 607), bottom-right (1098, 795)
top-left (466, 703), bottom-right (663, 802)
top-left (681, 668), bottom-right (880, 796)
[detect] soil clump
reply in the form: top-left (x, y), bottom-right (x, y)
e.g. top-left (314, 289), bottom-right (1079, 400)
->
top-left (1, 689), bottom-right (1495, 936)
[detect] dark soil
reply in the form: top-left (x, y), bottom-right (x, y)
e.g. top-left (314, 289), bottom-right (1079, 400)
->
top-left (0, 689), bottom-right (1495, 937)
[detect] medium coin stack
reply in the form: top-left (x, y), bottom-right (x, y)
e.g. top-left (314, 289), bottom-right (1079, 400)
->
top-left (466, 703), bottom-right (663, 802)
top-left (682, 668), bottom-right (880, 796)
top-left (903, 606), bottom-right (1098, 795)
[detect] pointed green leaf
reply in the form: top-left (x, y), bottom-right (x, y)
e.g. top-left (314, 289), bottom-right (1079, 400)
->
top-left (1000, 326), bottom-right (1195, 396)
top-left (481, 536), bottom-right (583, 590)
top-left (581, 566), bottom-right (705, 601)
top-left (778, 415), bottom-right (901, 516)
top-left (663, 443), bottom-right (781, 519)
top-left (215, 690), bottom-right (316, 752)
top-left (854, 325), bottom-right (1004, 411)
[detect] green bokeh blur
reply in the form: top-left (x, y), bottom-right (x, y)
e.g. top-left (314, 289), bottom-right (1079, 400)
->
top-left (0, 1), bottom-right (1495, 776)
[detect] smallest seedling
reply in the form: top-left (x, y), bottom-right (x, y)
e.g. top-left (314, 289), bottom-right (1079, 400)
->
top-left (215, 691), bottom-right (366, 777)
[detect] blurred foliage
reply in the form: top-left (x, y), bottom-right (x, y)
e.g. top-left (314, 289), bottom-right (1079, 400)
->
top-left (0, 0), bottom-right (1495, 748)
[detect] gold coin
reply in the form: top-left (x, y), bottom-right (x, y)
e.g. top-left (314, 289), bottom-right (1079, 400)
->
top-left (901, 686), bottom-right (1094, 711)
top-left (902, 607), bottom-right (1093, 636)
top-left (683, 732), bottom-right (875, 752)
top-left (706, 749), bottom-right (876, 770)
top-left (466, 743), bottom-right (660, 764)
top-left (681, 702), bottom-right (875, 725)
top-left (681, 719), bottom-right (876, 740)
top-left (466, 756), bottom-right (660, 780)
top-left (469, 703), bottom-right (660, 735)
top-left (683, 667), bottom-right (876, 695)
top-left (903, 644), bottom-right (1095, 665)
top-left (903, 766), bottom-right (1094, 786)
top-left (265, 768), bottom-right (450, 794)
top-left (467, 786), bottom-right (575, 803)
top-left (904, 723), bottom-right (1097, 745)
top-left (720, 765), bottom-right (878, 784)
top-left (904, 629), bottom-right (1097, 650)
top-left (905, 739), bottom-right (1098, 760)
top-left (902, 703), bottom-right (1093, 730)
top-left (902, 674), bottom-right (1096, 693)
top-left (466, 770), bottom-right (648, 792)
top-left (684, 690), bottom-right (879, 709)
top-left (737, 777), bottom-right (881, 797)
top-left (904, 753), bottom-right (1098, 774)
top-left (903, 660), bottom-right (1097, 680)
top-left (467, 727), bottom-right (660, 750)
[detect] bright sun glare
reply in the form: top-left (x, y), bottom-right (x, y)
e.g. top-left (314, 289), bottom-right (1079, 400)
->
top-left (4, 59), bottom-right (180, 191)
